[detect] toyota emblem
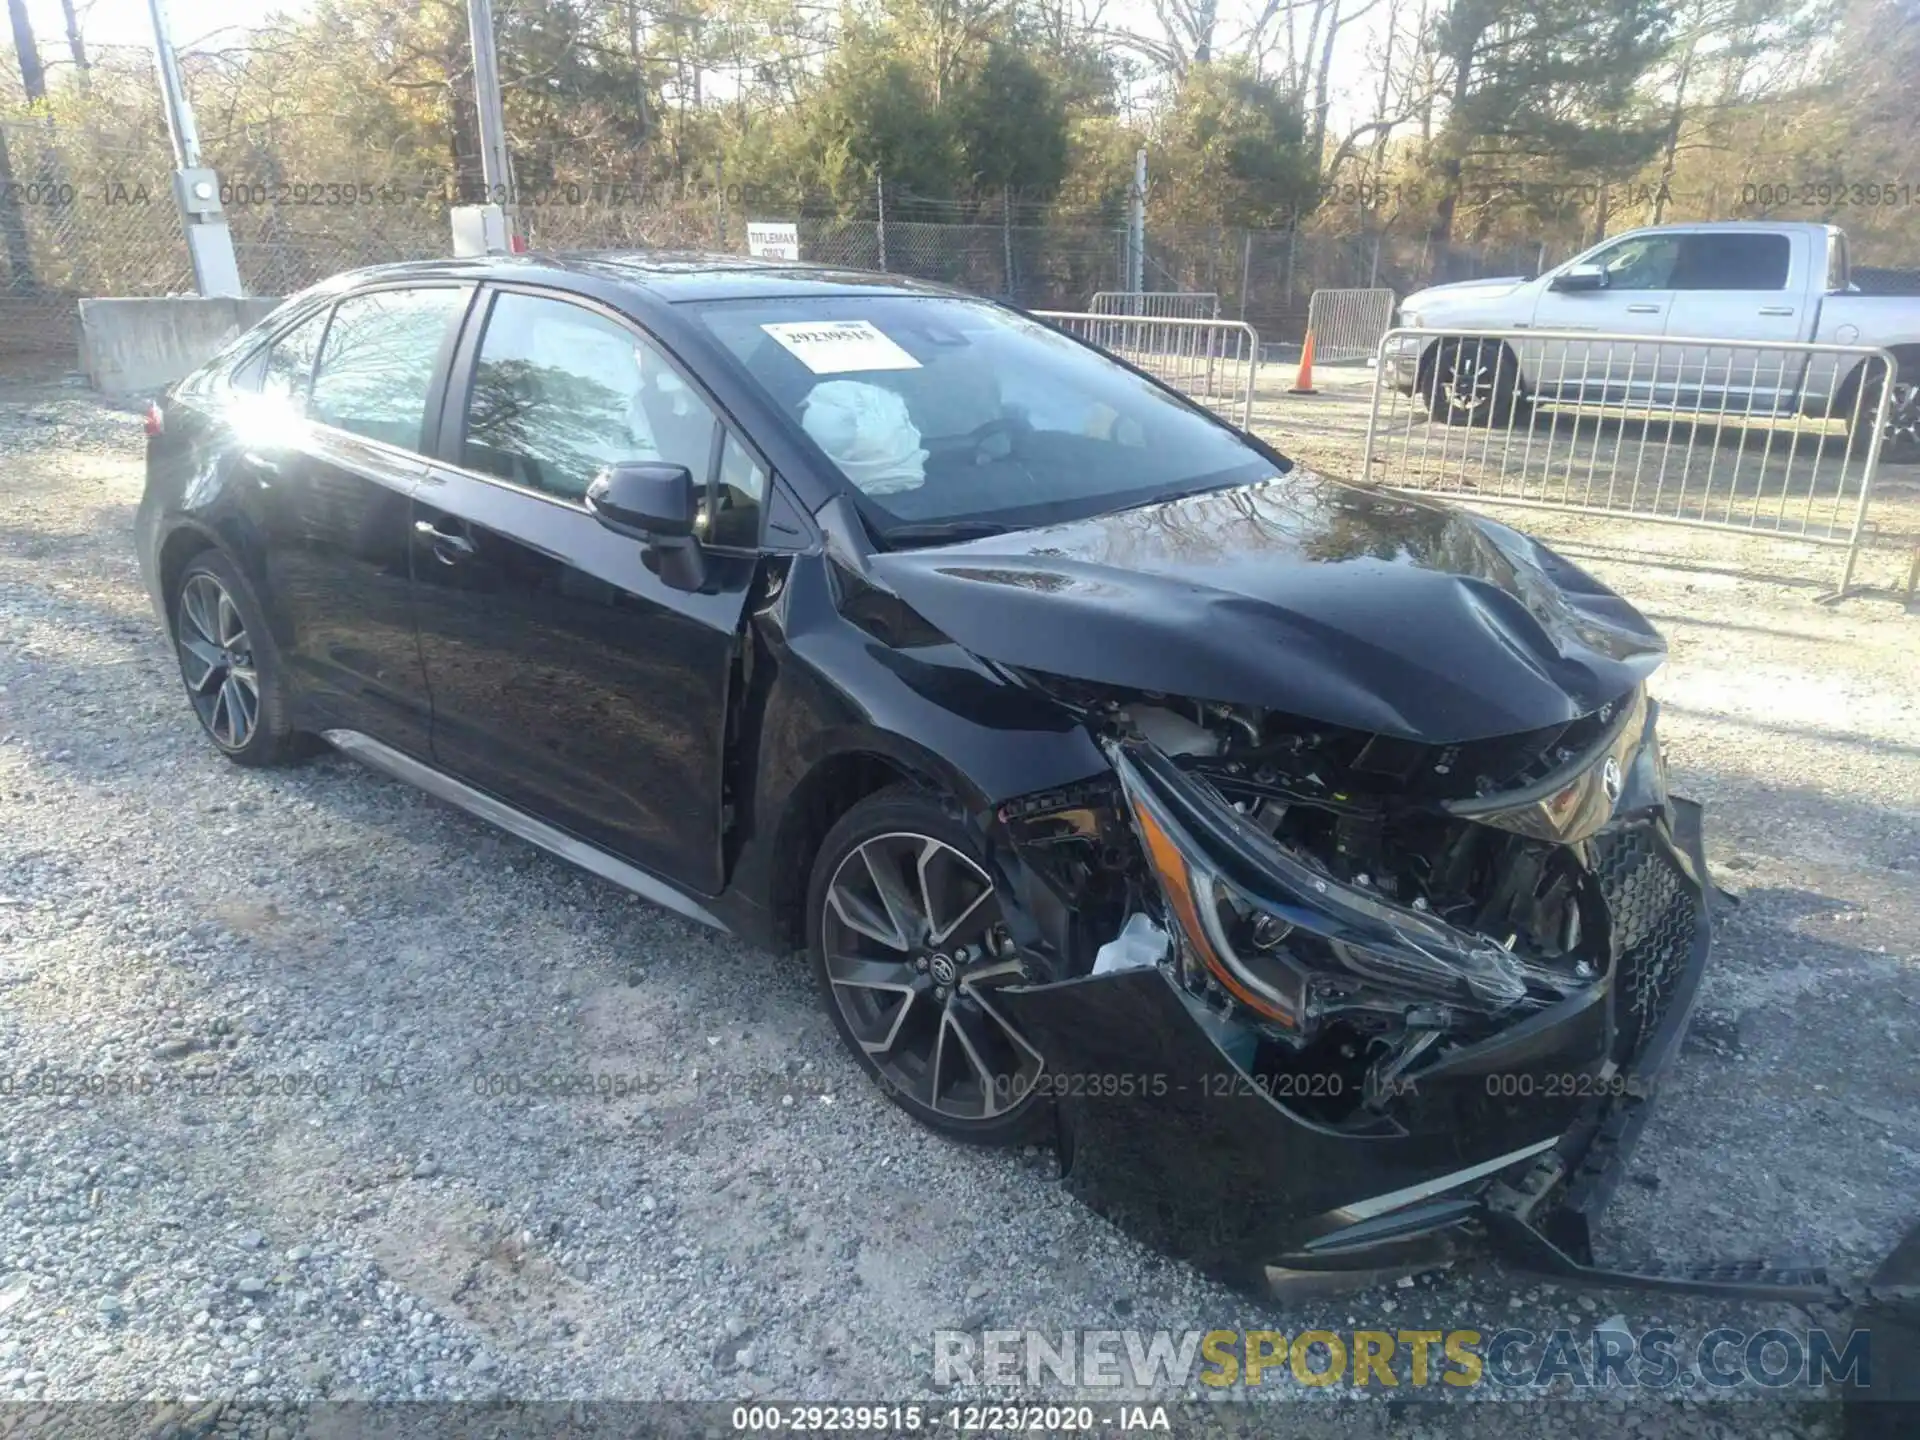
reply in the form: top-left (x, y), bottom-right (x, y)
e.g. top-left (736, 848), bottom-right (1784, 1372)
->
top-left (1602, 756), bottom-right (1623, 803)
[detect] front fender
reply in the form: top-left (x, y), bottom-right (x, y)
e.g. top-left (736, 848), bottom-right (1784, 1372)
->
top-left (721, 552), bottom-right (1110, 947)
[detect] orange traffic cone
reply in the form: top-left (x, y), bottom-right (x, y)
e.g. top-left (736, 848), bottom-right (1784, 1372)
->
top-left (1289, 331), bottom-right (1319, 394)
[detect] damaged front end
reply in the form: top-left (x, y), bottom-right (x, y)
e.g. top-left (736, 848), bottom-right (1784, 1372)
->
top-left (988, 679), bottom-right (1713, 1283)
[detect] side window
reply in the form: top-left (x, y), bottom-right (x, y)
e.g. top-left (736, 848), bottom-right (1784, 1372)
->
top-left (1672, 233), bottom-right (1791, 291)
top-left (310, 287), bottom-right (470, 451)
top-left (710, 432), bottom-right (766, 548)
top-left (1587, 234), bottom-right (1681, 291)
top-left (229, 346), bottom-right (270, 393)
top-left (258, 309), bottom-right (330, 403)
top-left (464, 291), bottom-right (719, 502)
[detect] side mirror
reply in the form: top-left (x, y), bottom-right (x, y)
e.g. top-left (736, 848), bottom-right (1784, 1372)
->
top-left (1550, 263), bottom-right (1606, 293)
top-left (585, 461), bottom-right (707, 592)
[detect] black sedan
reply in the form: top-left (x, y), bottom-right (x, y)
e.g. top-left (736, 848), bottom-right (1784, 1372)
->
top-left (137, 253), bottom-right (1713, 1284)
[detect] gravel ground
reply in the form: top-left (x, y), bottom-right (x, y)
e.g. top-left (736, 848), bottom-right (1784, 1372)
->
top-left (4, 372), bottom-right (1917, 1438)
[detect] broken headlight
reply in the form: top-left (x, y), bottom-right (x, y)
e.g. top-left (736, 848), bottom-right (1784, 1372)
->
top-left (1109, 740), bottom-right (1530, 1035)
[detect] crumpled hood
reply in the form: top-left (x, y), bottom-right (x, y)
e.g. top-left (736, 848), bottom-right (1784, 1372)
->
top-left (865, 473), bottom-right (1665, 744)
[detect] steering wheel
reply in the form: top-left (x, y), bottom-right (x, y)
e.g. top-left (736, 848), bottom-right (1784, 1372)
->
top-left (923, 415), bottom-right (1029, 467)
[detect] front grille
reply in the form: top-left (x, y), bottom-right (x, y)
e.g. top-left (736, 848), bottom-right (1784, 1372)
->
top-left (1590, 826), bottom-right (1699, 1062)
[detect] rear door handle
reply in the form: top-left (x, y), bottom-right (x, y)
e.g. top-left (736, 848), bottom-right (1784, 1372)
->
top-left (414, 518), bottom-right (477, 563)
top-left (1625, 304), bottom-right (1662, 314)
top-left (1759, 306), bottom-right (1795, 316)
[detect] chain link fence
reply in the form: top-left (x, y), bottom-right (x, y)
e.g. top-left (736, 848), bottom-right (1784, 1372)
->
top-left (1142, 227), bottom-right (1555, 345)
top-left (47, 111), bottom-right (1920, 381)
top-left (0, 120), bottom-right (191, 357)
top-left (0, 113), bottom-right (1560, 348)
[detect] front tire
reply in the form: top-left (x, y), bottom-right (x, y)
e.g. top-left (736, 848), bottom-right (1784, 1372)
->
top-left (806, 786), bottom-right (1049, 1145)
top-left (171, 550), bottom-right (308, 767)
top-left (1421, 337), bottom-right (1528, 427)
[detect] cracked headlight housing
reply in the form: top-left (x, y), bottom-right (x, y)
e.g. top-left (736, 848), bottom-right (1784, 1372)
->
top-left (1110, 740), bottom-right (1529, 1036)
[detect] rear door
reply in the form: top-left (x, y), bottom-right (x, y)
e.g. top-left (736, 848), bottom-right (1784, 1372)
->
top-left (247, 284), bottom-right (471, 755)
top-left (409, 285), bottom-right (763, 893)
top-left (1661, 230), bottom-right (1806, 412)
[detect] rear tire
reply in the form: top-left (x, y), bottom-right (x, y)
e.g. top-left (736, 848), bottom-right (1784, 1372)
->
top-left (1421, 338), bottom-right (1529, 428)
top-left (171, 550), bottom-right (310, 768)
top-left (1851, 357), bottom-right (1920, 464)
top-left (806, 786), bottom-right (1050, 1146)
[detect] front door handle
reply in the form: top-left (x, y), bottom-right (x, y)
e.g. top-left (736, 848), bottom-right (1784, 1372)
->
top-left (414, 518), bottom-right (477, 564)
top-left (1625, 304), bottom-right (1662, 314)
top-left (1759, 306), bottom-right (1795, 316)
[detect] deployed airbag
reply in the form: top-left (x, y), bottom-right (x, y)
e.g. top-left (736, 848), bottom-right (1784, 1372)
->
top-left (801, 380), bottom-right (928, 495)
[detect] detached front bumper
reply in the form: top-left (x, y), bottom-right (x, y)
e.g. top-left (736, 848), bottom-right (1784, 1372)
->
top-left (993, 771), bottom-right (1714, 1285)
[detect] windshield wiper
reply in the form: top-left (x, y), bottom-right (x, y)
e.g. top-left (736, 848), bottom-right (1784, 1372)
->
top-left (880, 519), bottom-right (1018, 548)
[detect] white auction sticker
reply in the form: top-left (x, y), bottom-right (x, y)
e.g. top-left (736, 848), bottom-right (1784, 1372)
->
top-left (760, 320), bottom-right (921, 374)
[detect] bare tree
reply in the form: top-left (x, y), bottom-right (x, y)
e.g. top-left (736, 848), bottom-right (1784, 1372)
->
top-left (58, 0), bottom-right (88, 91)
top-left (7, 0), bottom-right (47, 101)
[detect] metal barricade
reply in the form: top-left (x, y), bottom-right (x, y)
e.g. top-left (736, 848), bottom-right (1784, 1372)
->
top-left (1305, 287), bottom-right (1396, 363)
top-left (1035, 311), bottom-right (1260, 430)
top-left (1089, 291), bottom-right (1222, 321)
top-left (1364, 327), bottom-right (1901, 595)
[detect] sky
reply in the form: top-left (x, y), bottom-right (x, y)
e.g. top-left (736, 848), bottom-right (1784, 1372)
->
top-left (25, 0), bottom-right (284, 55)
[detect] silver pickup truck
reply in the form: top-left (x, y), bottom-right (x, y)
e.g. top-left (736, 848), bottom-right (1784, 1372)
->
top-left (1387, 221), bottom-right (1920, 460)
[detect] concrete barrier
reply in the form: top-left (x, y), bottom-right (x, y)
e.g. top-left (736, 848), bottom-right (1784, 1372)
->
top-left (77, 296), bottom-right (284, 394)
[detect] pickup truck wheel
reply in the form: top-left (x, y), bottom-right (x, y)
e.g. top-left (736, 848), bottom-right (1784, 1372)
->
top-left (1421, 338), bottom-right (1528, 428)
top-left (1853, 366), bottom-right (1920, 465)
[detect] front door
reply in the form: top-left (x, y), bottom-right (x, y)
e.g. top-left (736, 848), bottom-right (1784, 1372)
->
top-left (408, 287), bottom-right (756, 894)
top-left (1525, 231), bottom-right (1682, 406)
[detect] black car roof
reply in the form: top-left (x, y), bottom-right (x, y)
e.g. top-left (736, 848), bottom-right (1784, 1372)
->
top-left (310, 251), bottom-right (969, 305)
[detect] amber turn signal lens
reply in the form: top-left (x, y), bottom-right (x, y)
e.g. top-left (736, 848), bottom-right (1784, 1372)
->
top-left (1128, 793), bottom-right (1295, 1028)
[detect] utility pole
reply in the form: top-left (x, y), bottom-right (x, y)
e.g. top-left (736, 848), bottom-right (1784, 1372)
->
top-left (451, 0), bottom-right (515, 254)
top-left (1127, 148), bottom-right (1146, 294)
top-left (145, 0), bottom-right (242, 296)
top-left (875, 168), bottom-right (887, 272)
top-left (467, 0), bottom-right (511, 203)
top-left (1238, 230), bottom-right (1251, 321)
top-left (1003, 185), bottom-right (1014, 302)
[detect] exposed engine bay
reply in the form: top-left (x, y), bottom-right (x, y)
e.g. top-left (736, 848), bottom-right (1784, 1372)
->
top-left (998, 672), bottom-right (1681, 1125)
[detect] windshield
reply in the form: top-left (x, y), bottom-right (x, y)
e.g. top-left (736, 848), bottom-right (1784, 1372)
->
top-left (684, 294), bottom-right (1284, 542)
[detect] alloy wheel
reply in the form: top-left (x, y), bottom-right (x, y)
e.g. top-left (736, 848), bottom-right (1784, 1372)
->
top-left (821, 832), bottom-right (1043, 1122)
top-left (1442, 347), bottom-right (1496, 414)
top-left (1883, 379), bottom-right (1920, 459)
top-left (175, 572), bottom-right (260, 751)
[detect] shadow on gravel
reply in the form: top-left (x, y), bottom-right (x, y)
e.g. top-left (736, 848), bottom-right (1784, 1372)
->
top-left (1663, 704), bottom-right (1920, 763)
